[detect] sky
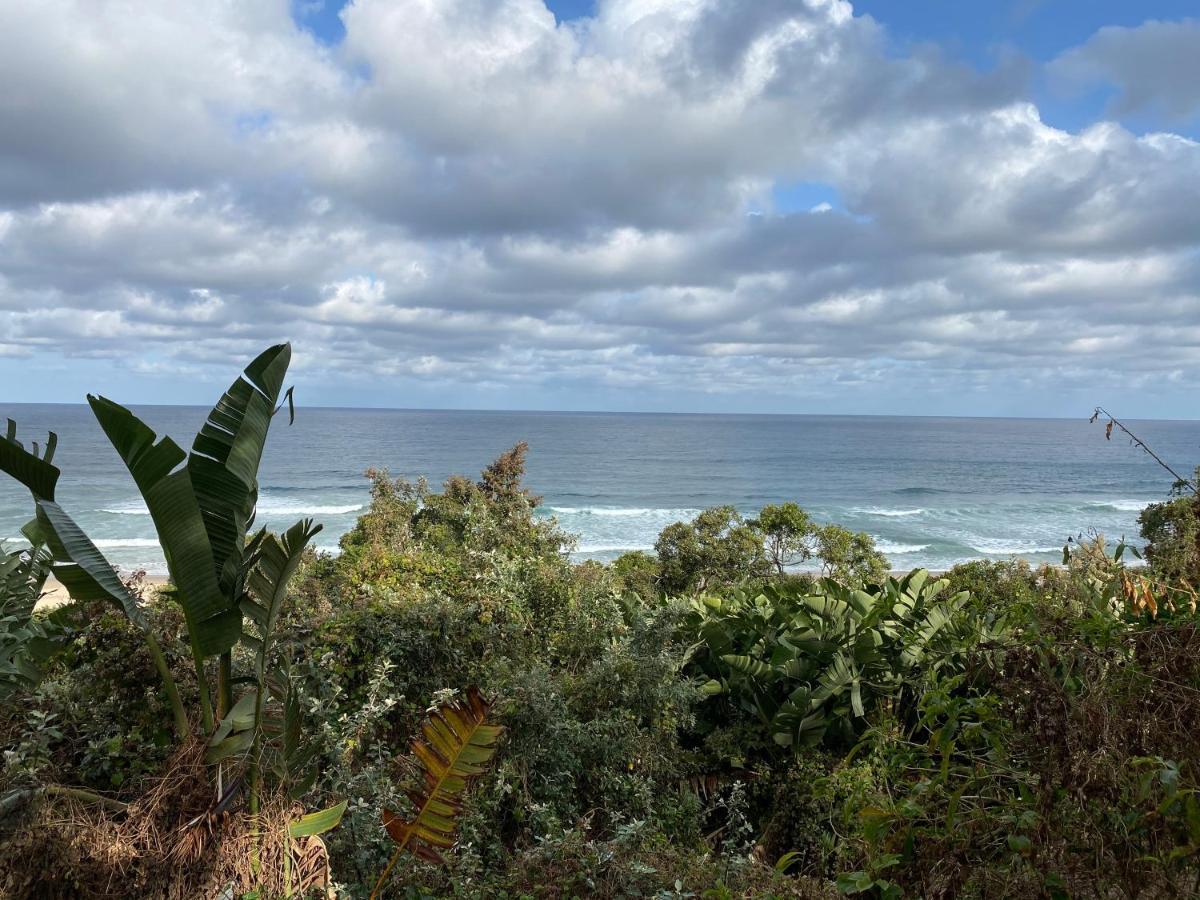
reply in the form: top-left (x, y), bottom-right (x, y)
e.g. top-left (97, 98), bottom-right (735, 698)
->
top-left (1, 1), bottom-right (1199, 418)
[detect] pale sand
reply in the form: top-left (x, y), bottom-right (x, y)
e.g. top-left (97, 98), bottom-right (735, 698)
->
top-left (36, 574), bottom-right (170, 611)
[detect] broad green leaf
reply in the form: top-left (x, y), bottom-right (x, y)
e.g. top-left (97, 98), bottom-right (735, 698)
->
top-left (289, 800), bottom-right (348, 838)
top-left (188, 343), bottom-right (291, 584)
top-left (242, 517), bottom-right (321, 675)
top-left (36, 500), bottom-right (148, 632)
top-left (87, 396), bottom-right (236, 657)
top-left (0, 421), bottom-right (59, 502)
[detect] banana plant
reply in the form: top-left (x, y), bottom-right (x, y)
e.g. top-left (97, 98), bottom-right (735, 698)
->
top-left (88, 342), bottom-right (292, 729)
top-left (689, 570), bottom-right (988, 749)
top-left (207, 519), bottom-right (322, 800)
top-left (0, 344), bottom-right (294, 737)
top-left (0, 420), bottom-right (188, 731)
top-left (0, 525), bottom-right (71, 699)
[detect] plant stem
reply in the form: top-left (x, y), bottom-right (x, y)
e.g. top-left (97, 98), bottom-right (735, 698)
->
top-left (145, 631), bottom-right (190, 739)
top-left (1093, 407), bottom-right (1197, 493)
top-left (370, 847), bottom-right (405, 900)
top-left (248, 663), bottom-right (267, 879)
top-left (44, 785), bottom-right (128, 813)
top-left (217, 651), bottom-right (233, 719)
top-left (191, 644), bottom-right (215, 734)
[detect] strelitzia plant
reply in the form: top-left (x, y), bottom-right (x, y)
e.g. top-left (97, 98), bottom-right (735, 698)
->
top-left (0, 345), bottom-right (344, 858)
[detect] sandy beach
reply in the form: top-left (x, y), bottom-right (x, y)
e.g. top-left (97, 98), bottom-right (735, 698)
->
top-left (36, 574), bottom-right (170, 611)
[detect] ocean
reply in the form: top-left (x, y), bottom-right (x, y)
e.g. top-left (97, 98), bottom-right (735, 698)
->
top-left (2, 405), bottom-right (1197, 576)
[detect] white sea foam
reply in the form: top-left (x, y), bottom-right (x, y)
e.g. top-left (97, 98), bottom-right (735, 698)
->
top-left (548, 506), bottom-right (699, 519)
top-left (256, 501), bottom-right (363, 516)
top-left (574, 543), bottom-right (653, 554)
top-left (93, 538), bottom-right (162, 549)
top-left (103, 498), bottom-right (362, 517)
top-left (101, 501), bottom-right (150, 515)
top-left (874, 541), bottom-right (929, 554)
top-left (1102, 499), bottom-right (1153, 512)
top-left (969, 539), bottom-right (1062, 555)
top-left (856, 507), bottom-right (925, 517)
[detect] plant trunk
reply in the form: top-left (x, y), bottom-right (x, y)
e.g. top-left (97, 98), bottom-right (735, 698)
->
top-left (191, 644), bottom-right (215, 734)
top-left (248, 664), bottom-right (268, 878)
top-left (145, 631), bottom-right (190, 739)
top-left (217, 652), bottom-right (233, 719)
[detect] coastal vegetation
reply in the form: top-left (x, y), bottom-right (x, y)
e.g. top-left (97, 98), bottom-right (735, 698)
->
top-left (2, 347), bottom-right (1200, 897)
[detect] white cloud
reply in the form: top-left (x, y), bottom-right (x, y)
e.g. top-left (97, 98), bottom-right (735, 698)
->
top-left (0, 1), bottom-right (1198, 414)
top-left (1050, 19), bottom-right (1200, 124)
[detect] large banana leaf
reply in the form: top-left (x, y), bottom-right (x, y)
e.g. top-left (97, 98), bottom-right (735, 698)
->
top-left (0, 421), bottom-right (148, 629)
top-left (188, 343), bottom-right (291, 587)
top-left (0, 420), bottom-right (58, 502)
top-left (377, 687), bottom-right (503, 880)
top-left (37, 500), bottom-right (150, 632)
top-left (87, 397), bottom-right (237, 656)
top-left (241, 517), bottom-right (320, 670)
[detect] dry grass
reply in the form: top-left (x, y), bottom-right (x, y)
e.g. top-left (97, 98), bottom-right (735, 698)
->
top-left (0, 739), bottom-right (333, 899)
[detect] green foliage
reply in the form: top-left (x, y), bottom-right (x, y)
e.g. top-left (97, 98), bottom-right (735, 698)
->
top-left (612, 550), bottom-right (661, 600)
top-left (332, 444), bottom-right (571, 611)
top-left (689, 571), bottom-right (989, 750)
top-left (1140, 473), bottom-right (1200, 585)
top-left (653, 505), bottom-right (890, 598)
top-left (0, 346), bottom-right (298, 740)
top-left (655, 506), bottom-right (771, 595)
top-left (8, 369), bottom-right (1200, 897)
top-left (812, 525), bottom-right (888, 584)
top-left (6, 595), bottom-right (192, 792)
top-left (0, 540), bottom-right (70, 699)
top-left (752, 503), bottom-right (815, 576)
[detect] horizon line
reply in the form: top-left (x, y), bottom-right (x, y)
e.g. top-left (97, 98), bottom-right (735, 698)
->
top-left (3, 400), bottom-right (1198, 424)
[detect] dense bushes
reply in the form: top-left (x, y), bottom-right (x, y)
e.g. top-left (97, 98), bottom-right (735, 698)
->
top-left (5, 422), bottom-right (1200, 897)
top-left (1139, 470), bottom-right (1200, 585)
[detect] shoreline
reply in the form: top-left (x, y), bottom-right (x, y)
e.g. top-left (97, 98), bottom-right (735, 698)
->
top-left (36, 574), bottom-right (170, 611)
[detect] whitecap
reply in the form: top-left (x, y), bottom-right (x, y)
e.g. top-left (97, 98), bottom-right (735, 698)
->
top-left (874, 541), bottom-right (929, 554)
top-left (574, 543), bottom-right (653, 553)
top-left (546, 506), bottom-right (699, 519)
top-left (256, 501), bottom-right (363, 516)
top-left (968, 539), bottom-right (1062, 555)
top-left (101, 501), bottom-right (150, 516)
top-left (855, 507), bottom-right (925, 518)
top-left (1099, 499), bottom-right (1154, 513)
top-left (93, 538), bottom-right (162, 549)
top-left (103, 496), bottom-right (362, 518)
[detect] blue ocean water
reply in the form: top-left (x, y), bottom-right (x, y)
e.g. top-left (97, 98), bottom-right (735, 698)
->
top-left (1, 405), bottom-right (1197, 576)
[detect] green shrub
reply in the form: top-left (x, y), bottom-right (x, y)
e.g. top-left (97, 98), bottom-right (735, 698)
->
top-left (1140, 477), bottom-right (1200, 585)
top-left (656, 506), bottom-right (771, 596)
top-left (688, 571), bottom-right (990, 752)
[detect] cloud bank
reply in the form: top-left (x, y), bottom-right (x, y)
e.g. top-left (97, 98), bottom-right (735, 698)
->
top-left (1, 0), bottom-right (1198, 415)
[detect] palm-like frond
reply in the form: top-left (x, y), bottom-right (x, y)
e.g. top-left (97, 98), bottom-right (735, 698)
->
top-left (372, 688), bottom-right (502, 897)
top-left (87, 397), bottom-right (235, 656)
top-left (188, 343), bottom-right (291, 588)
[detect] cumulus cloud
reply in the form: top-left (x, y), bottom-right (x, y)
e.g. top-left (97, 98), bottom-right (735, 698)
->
top-left (1050, 19), bottom-right (1200, 124)
top-left (0, 0), bottom-right (1198, 414)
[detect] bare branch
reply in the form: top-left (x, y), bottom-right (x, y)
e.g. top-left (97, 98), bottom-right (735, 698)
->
top-left (1091, 406), bottom-right (1197, 494)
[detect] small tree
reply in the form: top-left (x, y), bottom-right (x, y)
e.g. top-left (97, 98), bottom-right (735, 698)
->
top-left (752, 502), bottom-right (815, 576)
top-left (814, 524), bottom-right (889, 584)
top-left (655, 506), bottom-right (769, 595)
